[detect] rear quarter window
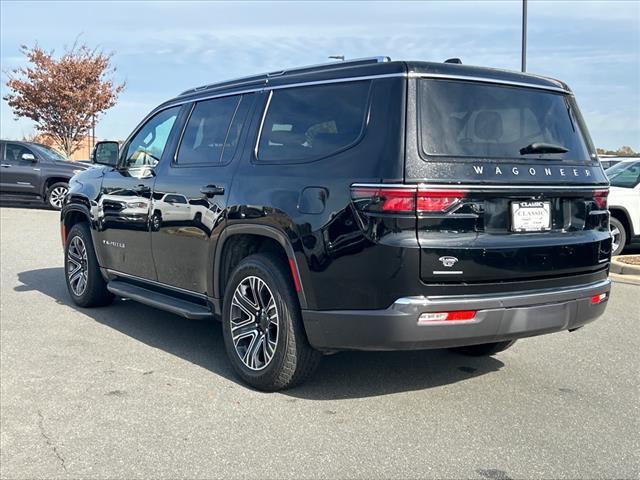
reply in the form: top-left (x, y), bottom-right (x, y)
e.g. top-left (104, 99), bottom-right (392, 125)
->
top-left (256, 80), bottom-right (371, 164)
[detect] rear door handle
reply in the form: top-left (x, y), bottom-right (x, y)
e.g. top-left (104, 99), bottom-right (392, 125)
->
top-left (200, 185), bottom-right (225, 197)
top-left (1, 164), bottom-right (11, 168)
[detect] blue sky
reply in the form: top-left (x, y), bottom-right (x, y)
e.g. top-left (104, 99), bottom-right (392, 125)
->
top-left (1, 0), bottom-right (638, 150)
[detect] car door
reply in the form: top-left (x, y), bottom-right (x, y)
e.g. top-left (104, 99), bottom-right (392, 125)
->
top-left (0, 143), bottom-right (43, 196)
top-left (94, 105), bottom-right (183, 280)
top-left (151, 93), bottom-right (255, 294)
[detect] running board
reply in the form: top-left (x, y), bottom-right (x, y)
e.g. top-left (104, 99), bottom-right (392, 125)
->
top-left (107, 280), bottom-right (213, 320)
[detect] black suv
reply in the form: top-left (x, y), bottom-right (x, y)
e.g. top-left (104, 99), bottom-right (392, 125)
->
top-left (0, 140), bottom-right (89, 209)
top-left (61, 57), bottom-right (611, 390)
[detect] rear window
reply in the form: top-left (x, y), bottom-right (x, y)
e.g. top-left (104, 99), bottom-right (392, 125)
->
top-left (257, 81), bottom-right (370, 163)
top-left (418, 79), bottom-right (592, 162)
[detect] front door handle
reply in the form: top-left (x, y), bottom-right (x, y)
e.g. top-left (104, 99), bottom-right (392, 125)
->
top-left (200, 185), bottom-right (225, 197)
top-left (133, 184), bottom-right (150, 194)
top-left (1, 164), bottom-right (11, 168)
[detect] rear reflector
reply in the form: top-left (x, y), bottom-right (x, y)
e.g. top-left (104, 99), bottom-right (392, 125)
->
top-left (418, 310), bottom-right (477, 324)
top-left (351, 185), bottom-right (466, 213)
top-left (590, 293), bottom-right (607, 305)
top-left (288, 258), bottom-right (302, 293)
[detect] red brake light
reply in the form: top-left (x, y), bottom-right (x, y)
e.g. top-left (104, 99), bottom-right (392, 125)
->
top-left (590, 293), bottom-right (607, 305)
top-left (418, 310), bottom-right (477, 323)
top-left (417, 189), bottom-right (465, 212)
top-left (593, 190), bottom-right (608, 210)
top-left (351, 187), bottom-right (415, 213)
top-left (351, 186), bottom-right (467, 213)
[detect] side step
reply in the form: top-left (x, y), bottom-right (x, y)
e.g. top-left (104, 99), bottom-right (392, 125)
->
top-left (107, 280), bottom-right (213, 320)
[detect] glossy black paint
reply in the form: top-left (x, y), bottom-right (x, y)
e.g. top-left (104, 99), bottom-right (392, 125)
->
top-left (62, 60), bottom-right (611, 317)
top-left (0, 140), bottom-right (89, 204)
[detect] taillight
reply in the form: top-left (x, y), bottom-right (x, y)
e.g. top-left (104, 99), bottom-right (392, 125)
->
top-left (593, 190), bottom-right (609, 210)
top-left (351, 185), bottom-right (465, 214)
top-left (350, 187), bottom-right (415, 213)
top-left (417, 189), bottom-right (465, 213)
top-left (418, 310), bottom-right (477, 323)
top-left (590, 293), bottom-right (607, 305)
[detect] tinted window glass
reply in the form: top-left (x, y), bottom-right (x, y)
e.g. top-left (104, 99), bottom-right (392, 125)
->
top-left (177, 95), bottom-right (244, 165)
top-left (607, 161), bottom-right (640, 188)
top-left (257, 81), bottom-right (370, 163)
top-left (31, 144), bottom-right (67, 162)
top-left (124, 107), bottom-right (180, 169)
top-left (418, 80), bottom-right (591, 161)
top-left (4, 144), bottom-right (34, 162)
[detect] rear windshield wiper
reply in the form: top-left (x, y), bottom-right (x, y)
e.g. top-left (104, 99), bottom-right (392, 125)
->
top-left (519, 142), bottom-right (569, 155)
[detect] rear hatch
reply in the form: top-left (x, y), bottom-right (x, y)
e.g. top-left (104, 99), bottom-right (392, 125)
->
top-left (406, 74), bottom-right (611, 285)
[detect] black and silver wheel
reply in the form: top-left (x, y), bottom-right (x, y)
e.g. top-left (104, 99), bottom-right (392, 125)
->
top-left (222, 253), bottom-right (321, 391)
top-left (64, 223), bottom-right (114, 307)
top-left (449, 340), bottom-right (516, 356)
top-left (46, 182), bottom-right (69, 210)
top-left (609, 217), bottom-right (626, 256)
top-left (151, 211), bottom-right (162, 231)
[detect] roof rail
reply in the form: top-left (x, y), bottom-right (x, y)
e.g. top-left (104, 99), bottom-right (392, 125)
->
top-left (178, 56), bottom-right (391, 97)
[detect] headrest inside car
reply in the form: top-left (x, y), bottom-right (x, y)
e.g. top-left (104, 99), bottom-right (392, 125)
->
top-left (474, 111), bottom-right (503, 141)
top-left (267, 130), bottom-right (306, 146)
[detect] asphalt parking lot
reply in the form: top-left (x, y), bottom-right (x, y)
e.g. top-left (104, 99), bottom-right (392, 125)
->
top-left (0, 206), bottom-right (638, 479)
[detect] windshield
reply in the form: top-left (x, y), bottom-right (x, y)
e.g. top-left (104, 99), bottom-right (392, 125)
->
top-left (418, 79), bottom-right (593, 162)
top-left (606, 161), bottom-right (640, 188)
top-left (31, 144), bottom-right (68, 162)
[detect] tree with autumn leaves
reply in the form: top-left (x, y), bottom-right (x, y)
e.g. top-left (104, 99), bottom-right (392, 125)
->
top-left (4, 43), bottom-right (125, 157)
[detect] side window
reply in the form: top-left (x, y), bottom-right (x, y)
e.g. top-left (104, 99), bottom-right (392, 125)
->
top-left (176, 95), bottom-right (249, 165)
top-left (123, 107), bottom-right (180, 169)
top-left (257, 81), bottom-right (370, 163)
top-left (5, 144), bottom-right (33, 163)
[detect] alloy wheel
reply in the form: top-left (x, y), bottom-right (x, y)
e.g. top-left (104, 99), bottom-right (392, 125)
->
top-left (49, 186), bottom-right (68, 208)
top-left (610, 224), bottom-right (621, 254)
top-left (230, 276), bottom-right (279, 371)
top-left (67, 236), bottom-right (89, 296)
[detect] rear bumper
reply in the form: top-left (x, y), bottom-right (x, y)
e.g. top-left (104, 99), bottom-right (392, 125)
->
top-left (302, 279), bottom-right (611, 351)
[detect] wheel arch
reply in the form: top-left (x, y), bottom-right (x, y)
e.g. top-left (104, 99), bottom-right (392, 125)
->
top-left (43, 176), bottom-right (72, 196)
top-left (214, 224), bottom-right (310, 310)
top-left (609, 206), bottom-right (634, 240)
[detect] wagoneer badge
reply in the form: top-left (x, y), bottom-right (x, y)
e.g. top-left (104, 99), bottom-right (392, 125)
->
top-left (439, 256), bottom-right (459, 268)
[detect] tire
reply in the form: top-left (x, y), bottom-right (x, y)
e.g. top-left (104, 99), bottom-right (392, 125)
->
top-left (609, 216), bottom-right (627, 256)
top-left (151, 211), bottom-right (162, 231)
top-left (46, 182), bottom-right (69, 210)
top-left (222, 253), bottom-right (321, 391)
top-left (64, 223), bottom-right (114, 308)
top-left (449, 340), bottom-right (516, 356)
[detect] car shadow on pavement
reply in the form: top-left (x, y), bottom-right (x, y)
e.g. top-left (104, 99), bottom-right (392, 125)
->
top-left (15, 267), bottom-right (505, 400)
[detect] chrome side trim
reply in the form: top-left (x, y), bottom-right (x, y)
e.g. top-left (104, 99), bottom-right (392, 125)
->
top-left (171, 73), bottom-right (405, 109)
top-left (352, 183), bottom-right (608, 191)
top-left (179, 56), bottom-right (391, 96)
top-left (392, 279), bottom-right (611, 312)
top-left (173, 102), bottom-right (196, 164)
top-left (254, 90), bottom-right (273, 159)
top-left (105, 269), bottom-right (208, 300)
top-left (409, 72), bottom-right (570, 94)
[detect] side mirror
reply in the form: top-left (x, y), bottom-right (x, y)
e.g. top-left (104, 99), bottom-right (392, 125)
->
top-left (92, 141), bottom-right (120, 167)
top-left (22, 153), bottom-right (37, 162)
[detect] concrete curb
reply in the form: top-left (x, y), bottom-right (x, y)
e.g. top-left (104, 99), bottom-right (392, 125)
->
top-left (610, 272), bottom-right (640, 286)
top-left (611, 256), bottom-right (640, 276)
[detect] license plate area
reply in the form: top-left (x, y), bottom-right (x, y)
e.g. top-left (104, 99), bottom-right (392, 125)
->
top-left (510, 201), bottom-right (551, 232)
